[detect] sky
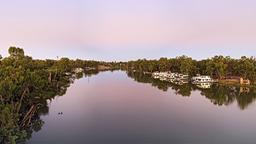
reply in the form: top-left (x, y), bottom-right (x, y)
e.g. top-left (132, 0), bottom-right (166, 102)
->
top-left (0, 0), bottom-right (256, 61)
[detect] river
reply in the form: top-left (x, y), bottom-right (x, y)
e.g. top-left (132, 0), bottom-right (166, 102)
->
top-left (28, 71), bottom-right (256, 144)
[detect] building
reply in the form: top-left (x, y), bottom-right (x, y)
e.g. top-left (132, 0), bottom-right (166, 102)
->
top-left (221, 76), bottom-right (250, 85)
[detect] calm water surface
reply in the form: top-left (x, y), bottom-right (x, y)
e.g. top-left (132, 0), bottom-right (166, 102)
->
top-left (28, 71), bottom-right (256, 144)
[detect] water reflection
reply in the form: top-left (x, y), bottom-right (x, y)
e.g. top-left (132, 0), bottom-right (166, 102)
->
top-left (0, 70), bottom-right (99, 143)
top-left (27, 71), bottom-right (256, 144)
top-left (2, 70), bottom-right (256, 143)
top-left (196, 83), bottom-right (212, 89)
top-left (127, 71), bottom-right (256, 110)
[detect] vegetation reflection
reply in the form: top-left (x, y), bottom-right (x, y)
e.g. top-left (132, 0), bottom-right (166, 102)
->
top-left (127, 71), bottom-right (256, 110)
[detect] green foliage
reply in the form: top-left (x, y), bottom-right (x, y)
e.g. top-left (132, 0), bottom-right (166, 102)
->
top-left (126, 55), bottom-right (256, 82)
top-left (1, 46), bottom-right (255, 143)
top-left (176, 55), bottom-right (195, 75)
top-left (8, 47), bottom-right (25, 58)
top-left (0, 47), bottom-right (102, 143)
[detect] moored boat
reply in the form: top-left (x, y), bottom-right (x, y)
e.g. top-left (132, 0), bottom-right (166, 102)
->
top-left (192, 75), bottom-right (213, 84)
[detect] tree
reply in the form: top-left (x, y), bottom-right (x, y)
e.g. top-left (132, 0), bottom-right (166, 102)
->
top-left (177, 55), bottom-right (194, 75)
top-left (158, 57), bottom-right (170, 71)
top-left (205, 56), bottom-right (228, 78)
top-left (234, 56), bottom-right (256, 81)
top-left (8, 47), bottom-right (25, 58)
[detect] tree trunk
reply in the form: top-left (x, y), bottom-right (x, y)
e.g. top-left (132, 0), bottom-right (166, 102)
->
top-left (16, 87), bottom-right (29, 113)
top-left (20, 104), bottom-right (37, 127)
top-left (48, 72), bottom-right (52, 83)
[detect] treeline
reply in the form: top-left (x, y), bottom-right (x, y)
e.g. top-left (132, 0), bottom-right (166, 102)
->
top-left (1, 47), bottom-right (120, 73)
top-left (125, 55), bottom-right (256, 81)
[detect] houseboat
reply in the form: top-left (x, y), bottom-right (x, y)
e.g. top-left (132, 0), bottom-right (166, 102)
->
top-left (152, 72), bottom-right (169, 79)
top-left (176, 74), bottom-right (189, 81)
top-left (152, 72), bottom-right (189, 85)
top-left (192, 75), bottom-right (213, 84)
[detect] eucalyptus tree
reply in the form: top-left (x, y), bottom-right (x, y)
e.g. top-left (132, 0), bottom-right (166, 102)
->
top-left (8, 47), bottom-right (25, 58)
top-left (233, 56), bottom-right (256, 81)
top-left (0, 47), bottom-right (87, 143)
top-left (177, 55), bottom-right (195, 75)
top-left (205, 56), bottom-right (228, 78)
top-left (158, 57), bottom-right (170, 71)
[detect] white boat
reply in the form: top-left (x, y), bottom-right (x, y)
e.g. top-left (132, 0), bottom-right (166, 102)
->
top-left (192, 75), bottom-right (213, 84)
top-left (152, 72), bottom-right (189, 85)
top-left (177, 74), bottom-right (189, 80)
top-left (166, 73), bottom-right (176, 79)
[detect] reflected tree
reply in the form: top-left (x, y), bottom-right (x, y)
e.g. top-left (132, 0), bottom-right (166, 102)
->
top-left (127, 70), bottom-right (256, 110)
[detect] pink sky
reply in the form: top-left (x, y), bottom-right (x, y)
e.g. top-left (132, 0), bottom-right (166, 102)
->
top-left (0, 0), bottom-right (256, 61)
